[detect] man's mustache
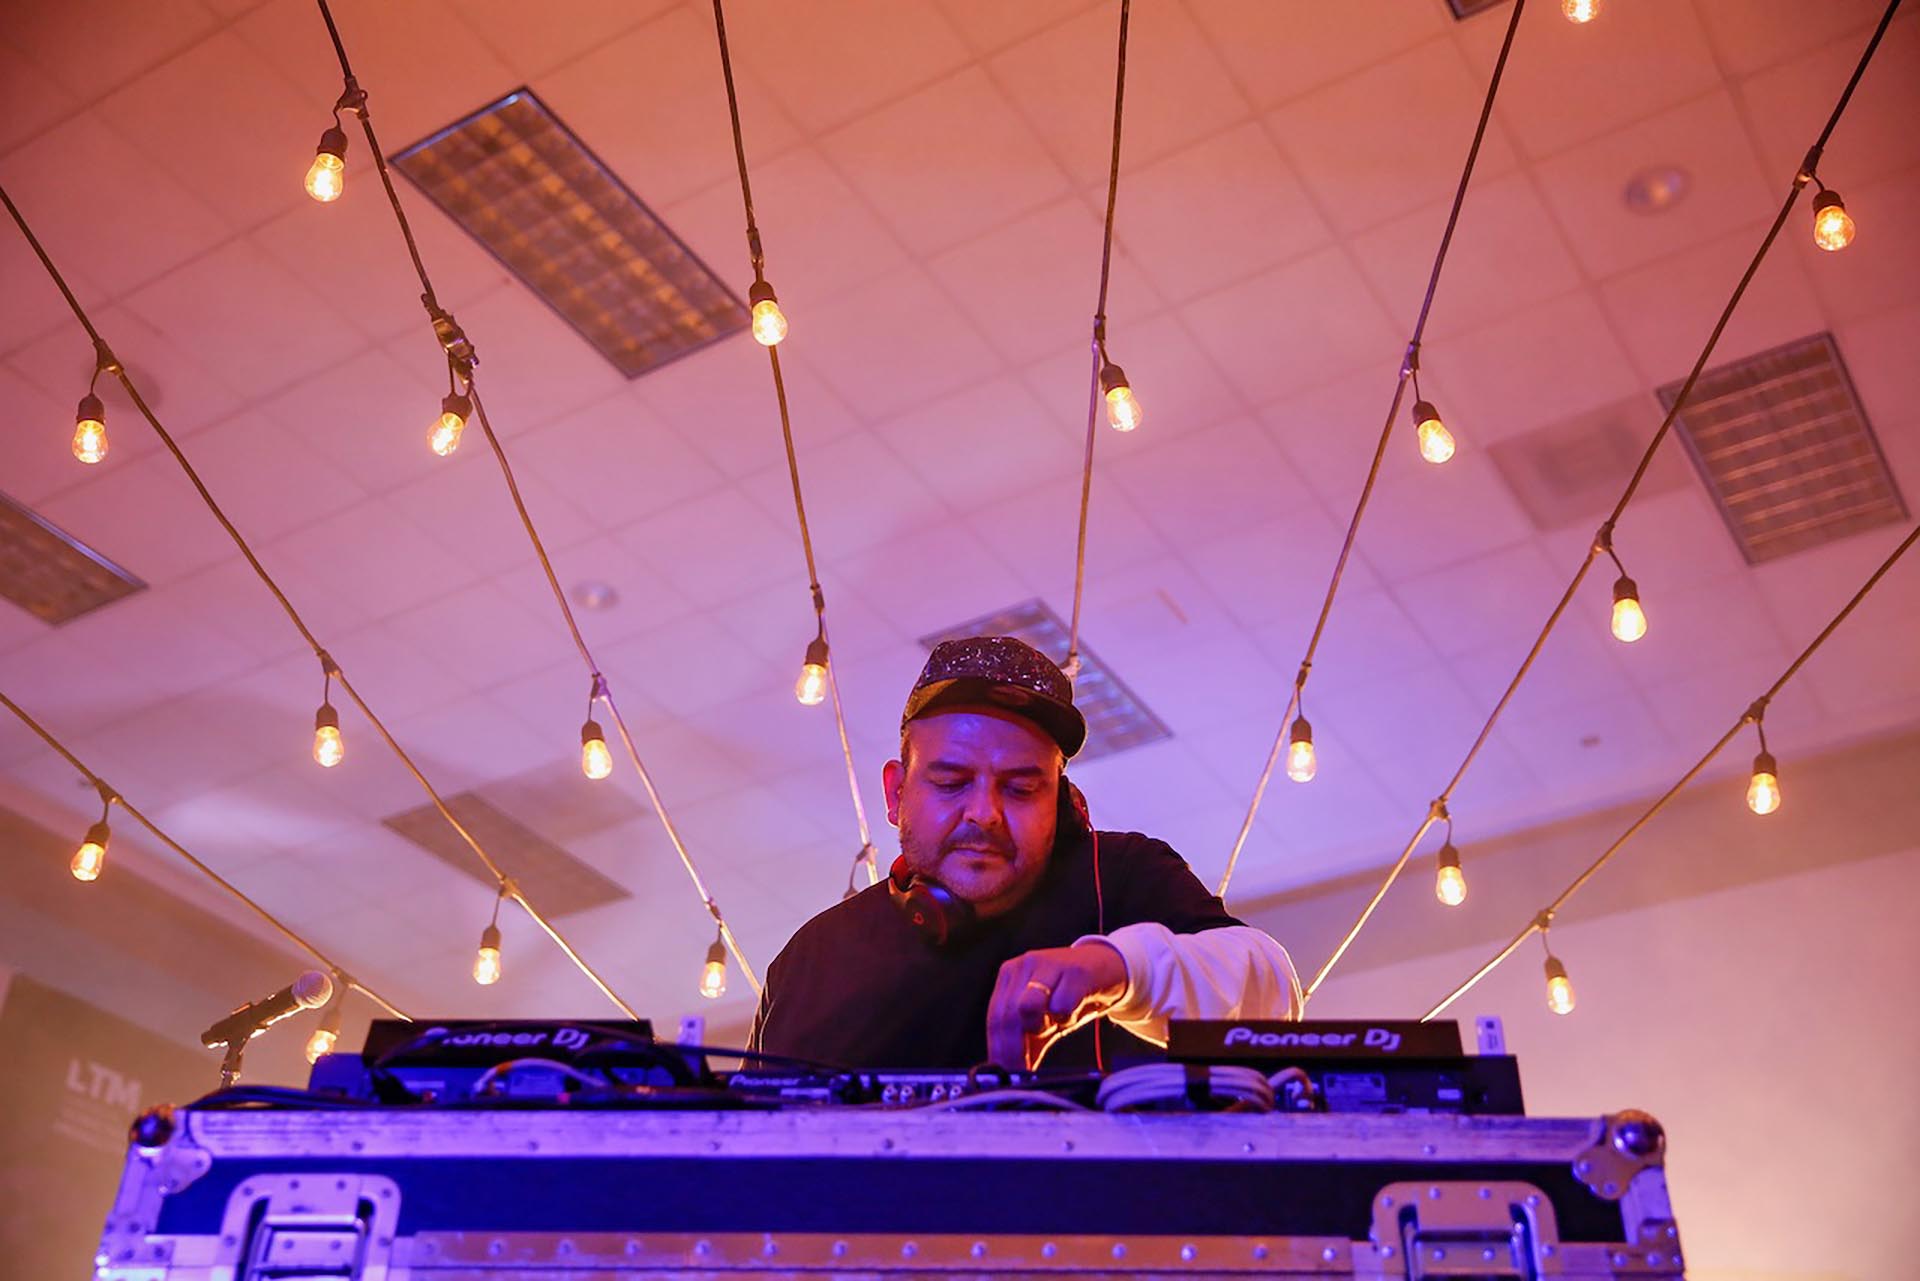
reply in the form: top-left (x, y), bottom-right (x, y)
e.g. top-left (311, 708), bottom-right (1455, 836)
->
top-left (943, 825), bottom-right (1014, 856)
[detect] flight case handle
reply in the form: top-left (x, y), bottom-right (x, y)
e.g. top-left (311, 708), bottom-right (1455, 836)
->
top-left (1362, 1180), bottom-right (1559, 1280)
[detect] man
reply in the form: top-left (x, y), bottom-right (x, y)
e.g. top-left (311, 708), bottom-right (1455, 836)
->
top-left (750, 636), bottom-right (1301, 1071)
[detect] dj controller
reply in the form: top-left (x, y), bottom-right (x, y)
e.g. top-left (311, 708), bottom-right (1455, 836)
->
top-left (96, 1018), bottom-right (1688, 1278)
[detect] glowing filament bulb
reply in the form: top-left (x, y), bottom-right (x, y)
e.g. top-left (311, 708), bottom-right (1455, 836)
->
top-left (473, 923), bottom-right (503, 986)
top-left (1747, 749), bottom-right (1781, 815)
top-left (1544, 955), bottom-right (1576, 1015)
top-left (73, 393), bottom-right (109, 464)
top-left (305, 126), bottom-right (348, 203)
top-left (748, 280), bottom-right (788, 346)
top-left (429, 392), bottom-right (471, 457)
top-left (304, 1027), bottom-right (338, 1063)
top-left (312, 703), bottom-right (344, 768)
top-left (1100, 362), bottom-right (1144, 433)
top-left (1435, 841), bottom-right (1466, 907)
top-left (581, 719), bottom-right (613, 780)
top-left (1610, 575), bottom-right (1647, 643)
top-left (1285, 716), bottom-right (1317, 783)
top-left (1811, 190), bottom-right (1855, 252)
top-left (71, 819), bottom-right (110, 883)
top-left (1411, 400), bottom-right (1455, 464)
top-left (795, 636), bottom-right (830, 707)
top-left (1562, 0), bottom-right (1600, 22)
top-left (699, 937), bottom-right (727, 1000)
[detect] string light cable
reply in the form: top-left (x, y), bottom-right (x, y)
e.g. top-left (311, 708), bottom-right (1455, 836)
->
top-left (1420, 516), bottom-right (1920, 1022)
top-left (1299, 0), bottom-right (1906, 1001)
top-left (709, 0), bottom-right (878, 889)
top-left (1216, 0), bottom-right (1530, 899)
top-left (0, 181), bottom-right (638, 1021)
top-left (0, 687), bottom-right (409, 1021)
top-left (1063, 0), bottom-right (1138, 684)
top-left (308, 0), bottom-right (759, 994)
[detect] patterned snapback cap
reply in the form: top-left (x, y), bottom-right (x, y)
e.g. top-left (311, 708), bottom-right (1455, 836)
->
top-left (900, 635), bottom-right (1087, 758)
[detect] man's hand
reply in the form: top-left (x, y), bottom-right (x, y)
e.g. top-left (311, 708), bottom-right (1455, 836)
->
top-left (986, 942), bottom-right (1130, 1071)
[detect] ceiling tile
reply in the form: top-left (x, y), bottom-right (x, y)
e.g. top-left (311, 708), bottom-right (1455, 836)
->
top-left (120, 238), bottom-right (373, 401)
top-left (1733, 11), bottom-right (1920, 187)
top-left (1180, 246), bottom-right (1402, 406)
top-left (383, 441), bottom-right (600, 579)
top-left (728, 0), bottom-right (972, 136)
top-left (1694, 0), bottom-right (1895, 79)
top-left (1269, 36), bottom-right (1520, 237)
top-left (0, 36), bottom-right (83, 155)
top-left (821, 66), bottom-right (1070, 257)
top-left (988, 1), bottom-right (1250, 189)
top-left (255, 347), bottom-right (449, 493)
top-left (1108, 627), bottom-right (1283, 737)
top-left (0, 111), bottom-right (228, 298)
top-left (616, 485), bottom-right (800, 608)
top-left (94, 30), bottom-right (317, 235)
top-left (1019, 309), bottom-right (1248, 451)
top-left (634, 336), bottom-right (863, 480)
top-left (0, 361), bottom-right (92, 505)
top-left (1486, 688), bottom-right (1688, 821)
top-left (1075, 553), bottom-right (1240, 668)
top-left (1181, 502), bottom-right (1378, 639)
top-left (1795, 167), bottom-right (1920, 328)
top-left (1449, 603), bottom-right (1636, 722)
top-left (0, 226), bottom-right (100, 357)
top-left (453, 0), bottom-right (681, 80)
top-left (34, 450), bottom-right (241, 586)
top-left (382, 580), bottom-right (576, 691)
top-left (967, 469), bottom-right (1174, 614)
top-left (825, 525), bottom-right (1022, 645)
top-left (663, 145), bottom-right (912, 310)
top-left (169, 405), bottom-right (370, 543)
top-left (514, 388), bottom-right (726, 532)
top-left (932, 0), bottom-right (1100, 56)
top-left (1116, 120), bottom-right (1333, 306)
top-left (592, 614), bottom-right (773, 720)
top-left (870, 373), bottom-right (1082, 512)
top-left (493, 532), bottom-right (697, 652)
top-left (228, 0), bottom-right (520, 155)
top-left (255, 498), bottom-right (484, 632)
top-left (1390, 539), bottom-right (1567, 660)
top-left (1459, 0), bottom-right (1723, 161)
top-left (1, 0), bottom-right (220, 105)
top-left (791, 265), bottom-right (1002, 421)
top-left (1417, 290), bottom-right (1644, 445)
top-left (927, 197), bottom-right (1161, 367)
top-left (1186, 0), bottom-right (1450, 114)
top-left (1597, 221), bottom-right (1828, 389)
top-left (435, 284), bottom-right (635, 440)
top-left (737, 428), bottom-right (948, 563)
top-left (1349, 171), bottom-right (1584, 341)
top-left (1533, 90), bottom-right (1775, 282)
top-left (1107, 415), bottom-right (1316, 550)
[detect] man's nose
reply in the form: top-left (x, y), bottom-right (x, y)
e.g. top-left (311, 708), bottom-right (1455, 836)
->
top-left (961, 782), bottom-right (1006, 829)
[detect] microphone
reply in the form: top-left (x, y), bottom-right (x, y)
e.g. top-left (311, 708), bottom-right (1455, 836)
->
top-left (201, 971), bottom-right (334, 1049)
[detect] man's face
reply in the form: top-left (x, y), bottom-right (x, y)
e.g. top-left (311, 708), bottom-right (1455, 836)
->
top-left (884, 709), bottom-right (1063, 919)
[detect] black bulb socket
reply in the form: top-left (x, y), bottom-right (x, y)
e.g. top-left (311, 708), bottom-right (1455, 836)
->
top-left (316, 125), bottom-right (348, 160)
top-left (1812, 189), bottom-right (1845, 216)
top-left (1611, 574), bottom-right (1640, 604)
top-left (77, 393), bottom-right (106, 424)
top-left (1098, 362), bottom-right (1131, 396)
top-left (748, 279), bottom-right (779, 307)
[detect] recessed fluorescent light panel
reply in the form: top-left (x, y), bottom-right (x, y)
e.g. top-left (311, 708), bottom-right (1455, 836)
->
top-left (394, 89), bottom-right (745, 378)
top-left (0, 490), bottom-right (145, 624)
top-left (920, 600), bottom-right (1171, 762)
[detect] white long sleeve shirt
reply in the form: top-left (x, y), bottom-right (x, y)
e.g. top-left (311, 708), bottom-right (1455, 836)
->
top-left (1078, 922), bottom-right (1304, 1046)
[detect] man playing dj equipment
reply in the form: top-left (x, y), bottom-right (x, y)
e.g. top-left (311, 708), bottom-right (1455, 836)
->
top-left (750, 636), bottom-right (1301, 1072)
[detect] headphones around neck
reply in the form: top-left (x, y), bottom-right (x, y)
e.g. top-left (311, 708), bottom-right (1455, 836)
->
top-left (888, 777), bottom-right (1098, 947)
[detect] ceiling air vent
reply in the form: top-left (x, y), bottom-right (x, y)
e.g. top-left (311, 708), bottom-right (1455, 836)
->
top-left (1487, 395), bottom-right (1690, 533)
top-left (0, 489), bottom-right (145, 624)
top-left (1658, 333), bottom-right (1906, 565)
top-left (383, 761), bottom-right (647, 916)
top-left (394, 88), bottom-right (745, 378)
top-left (919, 600), bottom-right (1169, 762)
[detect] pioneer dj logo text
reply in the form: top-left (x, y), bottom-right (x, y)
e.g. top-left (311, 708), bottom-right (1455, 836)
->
top-left (420, 1026), bottom-right (591, 1051)
top-left (1222, 1025), bottom-right (1403, 1053)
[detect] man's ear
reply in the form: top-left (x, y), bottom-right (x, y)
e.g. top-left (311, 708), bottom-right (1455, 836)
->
top-left (882, 758), bottom-right (905, 827)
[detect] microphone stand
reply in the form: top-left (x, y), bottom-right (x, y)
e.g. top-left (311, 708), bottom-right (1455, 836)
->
top-left (217, 1039), bottom-right (247, 1090)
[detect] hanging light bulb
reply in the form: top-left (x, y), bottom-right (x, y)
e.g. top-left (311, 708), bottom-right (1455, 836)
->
top-left (428, 391), bottom-right (471, 457)
top-left (72, 393), bottom-right (109, 464)
top-left (1811, 190), bottom-right (1855, 252)
top-left (304, 996), bottom-right (344, 1064)
top-left (1747, 749), bottom-right (1781, 815)
top-left (71, 819), bottom-right (111, 883)
top-left (1610, 575), bottom-right (1647, 643)
top-left (1411, 400), bottom-right (1456, 465)
top-left (312, 703), bottom-right (344, 768)
top-left (581, 719), bottom-right (613, 780)
top-left (1544, 955), bottom-right (1576, 1015)
top-left (1562, 0), bottom-right (1600, 22)
top-left (748, 279), bottom-right (788, 347)
top-left (1434, 841), bottom-right (1467, 907)
top-left (473, 922), bottom-right (503, 986)
top-left (699, 935), bottom-right (727, 1000)
top-left (794, 636), bottom-right (830, 707)
top-left (1284, 716), bottom-right (1317, 783)
top-left (1099, 361), bottom-right (1144, 433)
top-left (305, 126), bottom-right (348, 203)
